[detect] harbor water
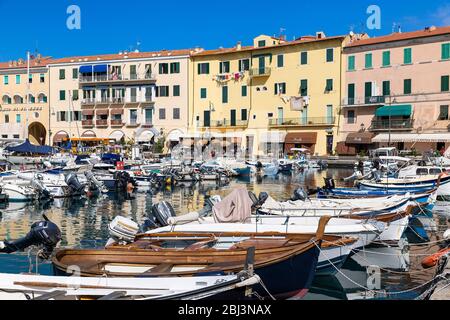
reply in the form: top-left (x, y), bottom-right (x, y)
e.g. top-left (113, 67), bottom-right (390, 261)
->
top-left (0, 168), bottom-right (448, 300)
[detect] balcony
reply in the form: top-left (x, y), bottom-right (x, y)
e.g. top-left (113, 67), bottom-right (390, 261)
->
top-left (82, 120), bottom-right (94, 128)
top-left (141, 122), bottom-right (154, 129)
top-left (201, 120), bottom-right (248, 128)
top-left (343, 96), bottom-right (386, 107)
top-left (79, 73), bottom-right (156, 86)
top-left (269, 117), bottom-right (336, 128)
top-left (126, 120), bottom-right (140, 128)
top-left (110, 119), bottom-right (124, 127)
top-left (81, 96), bottom-right (154, 106)
top-left (249, 67), bottom-right (271, 77)
top-left (96, 119), bottom-right (109, 127)
top-left (370, 118), bottom-right (414, 131)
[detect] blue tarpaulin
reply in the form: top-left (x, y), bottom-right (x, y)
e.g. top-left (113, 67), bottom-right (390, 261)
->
top-left (5, 139), bottom-right (56, 155)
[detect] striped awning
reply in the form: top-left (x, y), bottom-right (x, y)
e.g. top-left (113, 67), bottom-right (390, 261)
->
top-left (373, 133), bottom-right (450, 143)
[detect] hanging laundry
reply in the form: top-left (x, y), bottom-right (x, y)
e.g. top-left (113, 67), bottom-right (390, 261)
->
top-left (290, 96), bottom-right (304, 111)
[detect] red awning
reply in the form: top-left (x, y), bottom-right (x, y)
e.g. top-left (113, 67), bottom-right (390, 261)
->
top-left (82, 110), bottom-right (94, 116)
top-left (110, 108), bottom-right (124, 115)
top-left (96, 109), bottom-right (109, 116)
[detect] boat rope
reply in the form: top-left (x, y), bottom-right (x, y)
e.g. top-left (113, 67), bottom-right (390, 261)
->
top-left (255, 277), bottom-right (276, 301)
top-left (313, 241), bottom-right (446, 297)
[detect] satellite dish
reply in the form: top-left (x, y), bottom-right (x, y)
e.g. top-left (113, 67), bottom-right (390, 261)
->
top-left (349, 31), bottom-right (355, 37)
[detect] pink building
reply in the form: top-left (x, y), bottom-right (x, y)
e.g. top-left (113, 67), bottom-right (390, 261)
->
top-left (339, 26), bottom-right (450, 155)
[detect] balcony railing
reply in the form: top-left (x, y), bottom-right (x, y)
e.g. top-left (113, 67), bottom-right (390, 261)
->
top-left (370, 118), bottom-right (414, 131)
top-left (249, 67), bottom-right (271, 77)
top-left (201, 120), bottom-right (248, 128)
top-left (79, 73), bottom-right (156, 84)
top-left (81, 96), bottom-right (153, 105)
top-left (110, 119), bottom-right (124, 127)
top-left (96, 119), bottom-right (108, 127)
top-left (127, 119), bottom-right (140, 127)
top-left (141, 122), bottom-right (154, 128)
top-left (82, 120), bottom-right (94, 127)
top-left (269, 117), bottom-right (336, 127)
top-left (343, 96), bottom-right (386, 106)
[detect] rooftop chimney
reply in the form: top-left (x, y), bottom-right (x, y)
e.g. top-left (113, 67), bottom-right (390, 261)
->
top-left (316, 31), bottom-right (326, 39)
top-left (236, 41), bottom-right (242, 51)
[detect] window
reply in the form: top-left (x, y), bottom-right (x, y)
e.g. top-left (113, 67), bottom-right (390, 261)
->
top-left (159, 108), bottom-right (166, 120)
top-left (348, 56), bottom-right (355, 71)
top-left (159, 63), bottom-right (169, 74)
top-left (325, 79), bottom-right (333, 92)
top-left (365, 82), bottom-right (373, 98)
top-left (239, 59), bottom-right (250, 71)
top-left (382, 51), bottom-right (391, 67)
top-left (59, 69), bottom-right (65, 80)
top-left (72, 90), bottom-right (79, 101)
top-left (16, 114), bottom-right (21, 123)
top-left (222, 86), bottom-right (228, 103)
top-left (170, 62), bottom-right (180, 74)
top-left (173, 85), bottom-right (180, 97)
top-left (1, 135), bottom-right (6, 139)
top-left (300, 79), bottom-right (308, 96)
top-left (365, 53), bottom-right (373, 69)
top-left (13, 135), bottom-right (19, 139)
top-left (277, 55), bottom-right (284, 68)
top-left (300, 52), bottom-right (308, 65)
top-left (200, 88), bottom-right (207, 99)
top-left (347, 110), bottom-right (356, 124)
top-left (404, 79), bottom-right (412, 94)
top-left (383, 81), bottom-right (391, 96)
top-left (441, 75), bottom-right (450, 92)
top-left (404, 48), bottom-right (412, 64)
top-left (326, 48), bottom-right (334, 62)
top-left (242, 85), bottom-right (247, 97)
top-left (28, 74), bottom-right (33, 83)
top-left (274, 83), bottom-right (286, 95)
top-left (130, 65), bottom-right (137, 78)
top-left (59, 90), bottom-right (66, 101)
top-left (5, 115), bottom-right (9, 123)
top-left (442, 43), bottom-right (450, 60)
top-left (72, 68), bottom-right (78, 79)
top-left (198, 63), bottom-right (210, 75)
top-left (40, 74), bottom-right (45, 83)
top-left (4, 75), bottom-right (8, 85)
top-left (156, 86), bottom-right (169, 97)
top-left (73, 111), bottom-right (81, 121)
top-left (348, 83), bottom-right (355, 104)
top-left (15, 75), bottom-right (21, 84)
top-left (439, 105), bottom-right (449, 120)
top-left (57, 111), bottom-right (67, 122)
top-left (258, 40), bottom-right (266, 47)
top-left (129, 110), bottom-right (138, 124)
top-left (219, 61), bottom-right (230, 74)
top-left (173, 108), bottom-right (180, 120)
top-left (241, 109), bottom-right (248, 121)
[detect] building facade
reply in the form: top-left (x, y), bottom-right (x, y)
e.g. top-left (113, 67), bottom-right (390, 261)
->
top-left (189, 33), bottom-right (351, 157)
top-left (340, 26), bottom-right (450, 155)
top-left (47, 50), bottom-right (191, 148)
top-left (0, 56), bottom-right (51, 144)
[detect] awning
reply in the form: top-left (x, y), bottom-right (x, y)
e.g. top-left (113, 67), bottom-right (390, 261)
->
top-left (82, 110), bottom-right (94, 116)
top-left (285, 132), bottom-right (318, 144)
top-left (96, 109), bottom-right (109, 116)
top-left (167, 130), bottom-right (184, 142)
top-left (82, 131), bottom-right (97, 138)
top-left (346, 132), bottom-right (375, 145)
top-left (110, 108), bottom-right (124, 115)
top-left (375, 105), bottom-right (412, 117)
top-left (260, 132), bottom-right (287, 144)
top-left (137, 131), bottom-right (155, 143)
top-left (79, 65), bottom-right (93, 73)
top-left (93, 64), bottom-right (108, 73)
top-left (109, 131), bottom-right (125, 141)
top-left (53, 132), bottom-right (69, 143)
top-left (373, 133), bottom-right (450, 143)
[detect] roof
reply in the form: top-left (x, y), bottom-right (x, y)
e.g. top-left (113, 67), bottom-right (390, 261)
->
top-left (0, 57), bottom-right (54, 70)
top-left (346, 25), bottom-right (450, 48)
top-left (192, 35), bottom-right (347, 57)
top-left (49, 49), bottom-right (193, 65)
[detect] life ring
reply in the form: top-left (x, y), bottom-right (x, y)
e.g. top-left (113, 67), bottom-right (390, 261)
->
top-left (421, 248), bottom-right (450, 269)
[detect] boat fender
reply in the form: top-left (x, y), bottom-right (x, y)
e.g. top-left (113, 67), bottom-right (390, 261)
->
top-left (151, 201), bottom-right (177, 227)
top-left (0, 219), bottom-right (61, 260)
top-left (421, 248), bottom-right (450, 269)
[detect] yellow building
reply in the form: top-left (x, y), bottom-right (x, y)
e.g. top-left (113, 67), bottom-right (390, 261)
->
top-left (189, 33), bottom-right (351, 156)
top-left (0, 55), bottom-right (51, 145)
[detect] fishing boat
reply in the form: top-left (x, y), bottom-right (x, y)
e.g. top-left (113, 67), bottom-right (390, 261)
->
top-left (0, 272), bottom-right (261, 300)
top-left (52, 217), bottom-right (331, 299)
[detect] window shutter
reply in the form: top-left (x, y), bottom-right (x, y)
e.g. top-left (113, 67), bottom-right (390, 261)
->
top-left (442, 76), bottom-right (450, 92)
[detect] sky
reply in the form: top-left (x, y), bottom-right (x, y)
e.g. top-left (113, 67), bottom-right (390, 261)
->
top-left (0, 0), bottom-right (449, 61)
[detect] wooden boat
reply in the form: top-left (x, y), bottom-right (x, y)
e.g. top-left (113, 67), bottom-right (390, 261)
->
top-left (53, 217), bottom-right (331, 299)
top-left (0, 272), bottom-right (261, 300)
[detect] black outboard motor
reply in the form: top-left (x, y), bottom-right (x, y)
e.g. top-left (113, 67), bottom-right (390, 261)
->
top-left (65, 173), bottom-right (85, 195)
top-left (324, 178), bottom-right (336, 190)
top-left (291, 188), bottom-right (308, 201)
top-left (151, 201), bottom-right (177, 227)
top-left (0, 215), bottom-right (61, 260)
top-left (258, 192), bottom-right (269, 206)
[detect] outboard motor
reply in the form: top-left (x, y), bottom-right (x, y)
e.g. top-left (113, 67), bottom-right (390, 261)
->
top-left (291, 188), bottom-right (308, 202)
top-left (31, 175), bottom-right (51, 199)
top-left (324, 178), bottom-right (336, 190)
top-left (107, 216), bottom-right (140, 246)
top-left (248, 191), bottom-right (259, 208)
top-left (151, 201), bottom-right (177, 227)
top-left (84, 171), bottom-right (107, 194)
top-left (257, 192), bottom-right (269, 206)
top-left (0, 215), bottom-right (61, 260)
top-left (65, 173), bottom-right (85, 195)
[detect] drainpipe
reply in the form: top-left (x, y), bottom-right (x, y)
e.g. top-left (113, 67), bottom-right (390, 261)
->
top-left (336, 43), bottom-right (344, 155)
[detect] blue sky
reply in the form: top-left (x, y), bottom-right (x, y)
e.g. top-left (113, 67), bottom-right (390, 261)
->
top-left (0, 0), bottom-right (449, 61)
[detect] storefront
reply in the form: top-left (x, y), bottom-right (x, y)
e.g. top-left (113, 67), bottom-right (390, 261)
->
top-left (343, 132), bottom-right (375, 156)
top-left (284, 132), bottom-right (318, 155)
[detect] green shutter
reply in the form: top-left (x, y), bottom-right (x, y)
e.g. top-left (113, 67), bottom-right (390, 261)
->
top-left (348, 56), bottom-right (355, 71)
top-left (242, 85), bottom-right (247, 97)
top-left (200, 88), bottom-right (207, 99)
top-left (301, 52), bottom-right (308, 65)
top-left (300, 80), bottom-right (308, 96)
top-left (222, 86), bottom-right (228, 103)
top-left (348, 84), bottom-right (355, 99)
top-left (365, 53), bottom-right (373, 68)
top-left (442, 76), bottom-right (450, 92)
top-left (173, 85), bottom-right (180, 96)
top-left (404, 48), bottom-right (412, 64)
top-left (382, 51), bottom-right (391, 67)
top-left (383, 81), bottom-right (391, 96)
top-left (442, 43), bottom-right (450, 60)
top-left (326, 79), bottom-right (333, 91)
top-left (277, 55), bottom-right (284, 67)
top-left (404, 79), bottom-right (412, 94)
top-left (326, 48), bottom-right (334, 62)
top-left (365, 82), bottom-right (372, 97)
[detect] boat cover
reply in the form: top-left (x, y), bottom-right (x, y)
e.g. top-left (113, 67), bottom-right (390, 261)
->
top-left (5, 139), bottom-right (56, 155)
top-left (213, 188), bottom-right (252, 223)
